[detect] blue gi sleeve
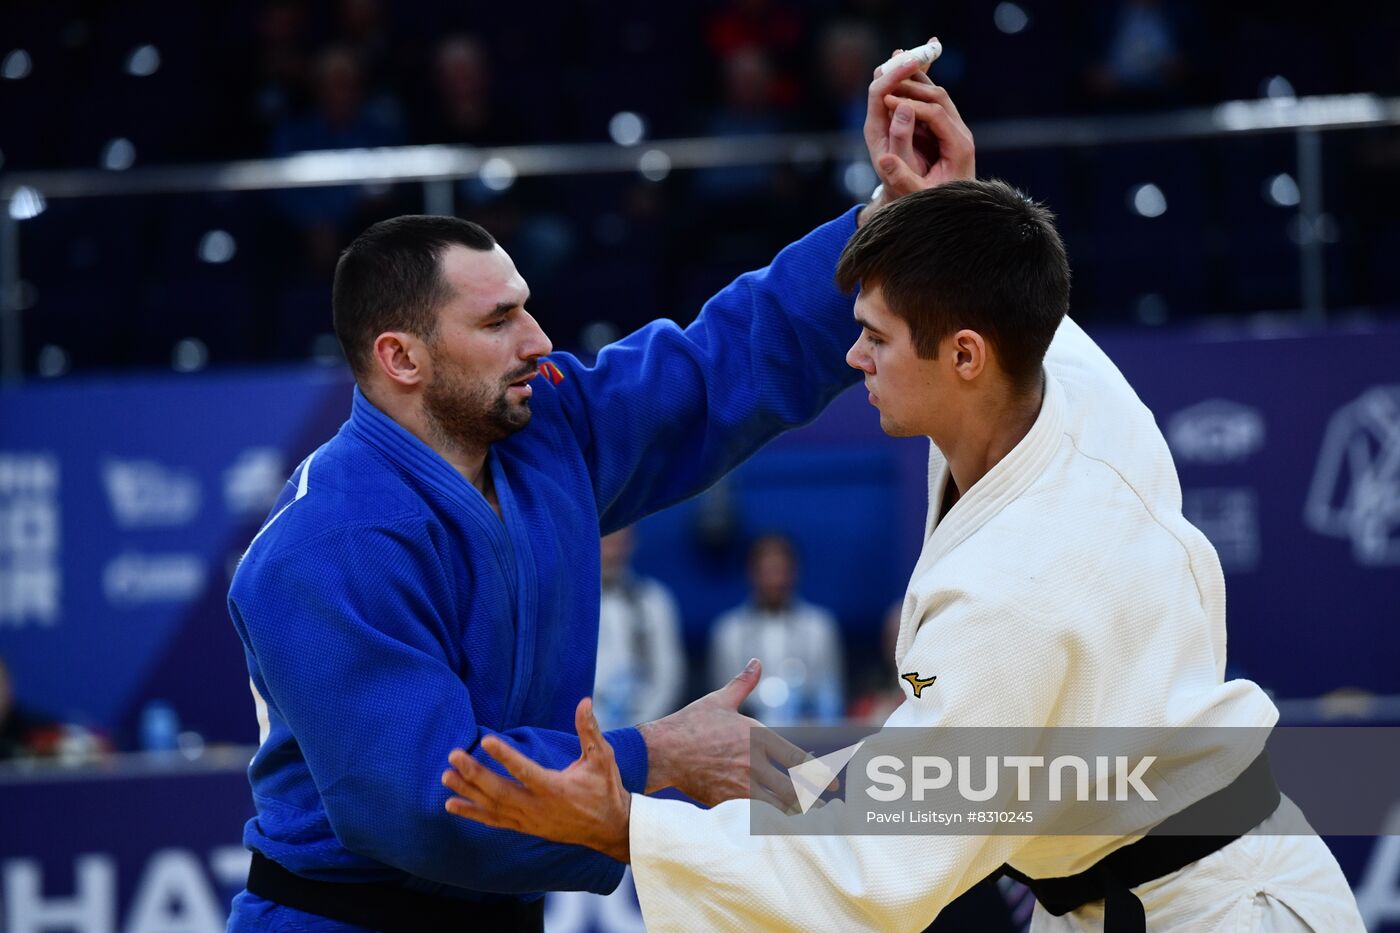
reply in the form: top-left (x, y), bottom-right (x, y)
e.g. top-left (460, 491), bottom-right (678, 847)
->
top-left (547, 208), bottom-right (863, 533)
top-left (232, 519), bottom-right (643, 895)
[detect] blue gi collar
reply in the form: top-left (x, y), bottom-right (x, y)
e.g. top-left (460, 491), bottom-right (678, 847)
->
top-left (347, 386), bottom-right (498, 516)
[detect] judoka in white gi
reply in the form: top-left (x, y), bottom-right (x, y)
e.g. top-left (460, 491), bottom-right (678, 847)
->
top-left (439, 72), bottom-right (1365, 933)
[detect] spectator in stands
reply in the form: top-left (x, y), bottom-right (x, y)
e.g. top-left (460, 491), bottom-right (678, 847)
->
top-left (708, 535), bottom-right (844, 724)
top-left (845, 600), bottom-right (904, 724)
top-left (703, 0), bottom-right (805, 109)
top-left (1085, 0), bottom-right (1197, 110)
top-left (334, 0), bottom-right (393, 93)
top-left (813, 21), bottom-right (881, 133)
top-left (0, 656), bottom-right (66, 760)
top-left (270, 45), bottom-right (407, 270)
top-left (695, 47), bottom-right (790, 203)
top-left (415, 35), bottom-right (526, 147)
top-left (249, 0), bottom-right (314, 137)
top-left (688, 47), bottom-right (814, 258)
top-left (592, 527), bottom-right (686, 730)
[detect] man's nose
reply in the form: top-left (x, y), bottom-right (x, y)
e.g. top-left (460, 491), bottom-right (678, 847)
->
top-left (846, 341), bottom-right (870, 373)
top-left (521, 310), bottom-right (553, 359)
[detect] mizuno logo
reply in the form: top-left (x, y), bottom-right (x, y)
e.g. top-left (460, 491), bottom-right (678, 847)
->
top-left (901, 672), bottom-right (937, 698)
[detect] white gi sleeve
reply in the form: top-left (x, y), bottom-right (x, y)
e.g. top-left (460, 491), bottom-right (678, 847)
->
top-left (629, 598), bottom-right (1073, 932)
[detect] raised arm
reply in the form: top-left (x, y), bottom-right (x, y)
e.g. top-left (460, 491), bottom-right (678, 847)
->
top-left (544, 48), bottom-right (966, 534)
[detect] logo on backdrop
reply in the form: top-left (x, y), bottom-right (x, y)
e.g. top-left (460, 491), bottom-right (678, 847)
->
top-left (103, 552), bottom-right (208, 608)
top-left (223, 448), bottom-right (286, 519)
top-left (1166, 399), bottom-right (1266, 464)
top-left (1305, 386), bottom-right (1400, 567)
top-left (0, 453), bottom-right (61, 627)
top-left (102, 459), bottom-right (201, 528)
top-left (1182, 488), bottom-right (1260, 573)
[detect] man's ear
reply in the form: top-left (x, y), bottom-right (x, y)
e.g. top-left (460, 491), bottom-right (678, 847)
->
top-left (950, 329), bottom-right (988, 382)
top-left (372, 332), bottom-right (428, 387)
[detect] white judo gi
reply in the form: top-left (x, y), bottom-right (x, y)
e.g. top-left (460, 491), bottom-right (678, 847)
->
top-left (627, 319), bottom-right (1364, 931)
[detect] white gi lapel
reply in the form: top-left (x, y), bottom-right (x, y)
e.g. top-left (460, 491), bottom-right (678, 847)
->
top-left (894, 372), bottom-right (1068, 666)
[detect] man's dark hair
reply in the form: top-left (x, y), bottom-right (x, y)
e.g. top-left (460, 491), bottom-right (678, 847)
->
top-left (332, 215), bottom-right (496, 377)
top-left (836, 180), bottom-right (1070, 390)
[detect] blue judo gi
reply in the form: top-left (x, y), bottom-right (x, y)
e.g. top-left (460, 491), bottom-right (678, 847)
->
top-left (226, 208), bottom-right (861, 929)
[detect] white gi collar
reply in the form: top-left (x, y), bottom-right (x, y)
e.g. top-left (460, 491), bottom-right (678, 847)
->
top-left (896, 369), bottom-right (1067, 665)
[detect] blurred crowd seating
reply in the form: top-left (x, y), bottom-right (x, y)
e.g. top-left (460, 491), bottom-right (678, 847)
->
top-left (2, 0), bottom-right (1398, 376)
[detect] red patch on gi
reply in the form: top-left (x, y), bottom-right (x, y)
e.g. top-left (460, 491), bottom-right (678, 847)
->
top-left (538, 360), bottom-right (564, 385)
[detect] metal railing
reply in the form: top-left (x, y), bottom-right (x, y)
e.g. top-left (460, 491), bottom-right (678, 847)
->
top-left (3, 92), bottom-right (1398, 383)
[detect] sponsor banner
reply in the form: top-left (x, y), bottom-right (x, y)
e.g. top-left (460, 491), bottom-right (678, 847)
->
top-left (0, 754), bottom-right (645, 933)
top-left (751, 726), bottom-right (1400, 837)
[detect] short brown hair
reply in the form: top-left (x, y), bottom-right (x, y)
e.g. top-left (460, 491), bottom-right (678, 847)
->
top-left (836, 180), bottom-right (1070, 390)
top-left (332, 215), bottom-right (496, 378)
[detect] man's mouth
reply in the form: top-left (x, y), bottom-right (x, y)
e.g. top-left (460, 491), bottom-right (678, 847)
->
top-left (506, 369), bottom-right (537, 398)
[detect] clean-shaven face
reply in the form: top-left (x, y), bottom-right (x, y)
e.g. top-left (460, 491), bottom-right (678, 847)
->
top-left (845, 285), bottom-right (945, 438)
top-left (422, 244), bottom-right (553, 450)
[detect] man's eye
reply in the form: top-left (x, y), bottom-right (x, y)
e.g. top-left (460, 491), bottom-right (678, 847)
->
top-left (866, 334), bottom-right (882, 347)
top-left (488, 319), bottom-right (508, 330)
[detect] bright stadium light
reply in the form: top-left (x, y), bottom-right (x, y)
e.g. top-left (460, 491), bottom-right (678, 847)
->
top-left (1263, 75), bottom-right (1295, 100)
top-left (608, 111), bottom-right (646, 147)
top-left (1264, 173), bottom-right (1300, 207)
top-left (126, 44), bottom-right (161, 77)
top-left (2, 49), bottom-right (32, 80)
top-left (479, 156), bottom-right (517, 192)
top-left (757, 675), bottom-right (790, 711)
top-left (310, 333), bottom-right (343, 365)
top-left (842, 161), bottom-right (878, 200)
top-left (172, 338), bottom-right (208, 372)
top-left (100, 137), bottom-right (137, 171)
top-left (8, 186), bottom-right (46, 220)
top-left (198, 230), bottom-right (237, 263)
top-left (1128, 182), bottom-right (1167, 218)
top-left (638, 148), bottom-right (671, 182)
top-left (994, 2), bottom-right (1030, 34)
top-left (37, 345), bottom-right (69, 378)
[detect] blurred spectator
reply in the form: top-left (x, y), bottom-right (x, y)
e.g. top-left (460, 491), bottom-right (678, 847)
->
top-left (270, 45), bottom-right (406, 270)
top-left (708, 535), bottom-right (845, 725)
top-left (335, 0), bottom-right (392, 91)
top-left (0, 656), bottom-right (106, 761)
top-left (1085, 0), bottom-right (1197, 110)
top-left (846, 601), bottom-right (904, 724)
top-left (695, 48), bottom-right (790, 202)
top-left (415, 35), bottom-right (526, 146)
top-left (592, 527), bottom-right (686, 729)
top-left (813, 21), bottom-right (881, 132)
top-left (250, 0), bottom-right (314, 133)
top-left (703, 0), bottom-right (805, 108)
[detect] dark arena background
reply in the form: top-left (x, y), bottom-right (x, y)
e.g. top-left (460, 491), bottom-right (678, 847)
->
top-left (1, 1), bottom-right (1397, 930)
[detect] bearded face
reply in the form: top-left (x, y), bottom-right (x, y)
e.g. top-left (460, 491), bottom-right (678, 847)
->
top-left (423, 345), bottom-right (536, 452)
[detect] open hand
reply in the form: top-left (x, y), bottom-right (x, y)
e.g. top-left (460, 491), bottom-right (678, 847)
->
top-left (638, 659), bottom-right (814, 812)
top-left (443, 697), bottom-right (633, 862)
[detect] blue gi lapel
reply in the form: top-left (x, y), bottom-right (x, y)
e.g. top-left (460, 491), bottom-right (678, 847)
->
top-left (488, 452), bottom-right (538, 725)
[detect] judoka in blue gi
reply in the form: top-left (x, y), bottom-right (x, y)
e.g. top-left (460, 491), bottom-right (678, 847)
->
top-left (224, 45), bottom-right (945, 933)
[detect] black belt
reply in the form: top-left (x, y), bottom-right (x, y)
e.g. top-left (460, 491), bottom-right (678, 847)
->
top-left (1000, 750), bottom-right (1281, 933)
top-left (246, 851), bottom-right (544, 932)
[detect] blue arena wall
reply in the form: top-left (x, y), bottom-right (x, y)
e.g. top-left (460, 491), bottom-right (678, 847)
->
top-left (0, 319), bottom-right (1397, 749)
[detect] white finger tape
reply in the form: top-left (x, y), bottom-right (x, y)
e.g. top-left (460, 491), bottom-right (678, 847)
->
top-left (875, 39), bottom-right (943, 78)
